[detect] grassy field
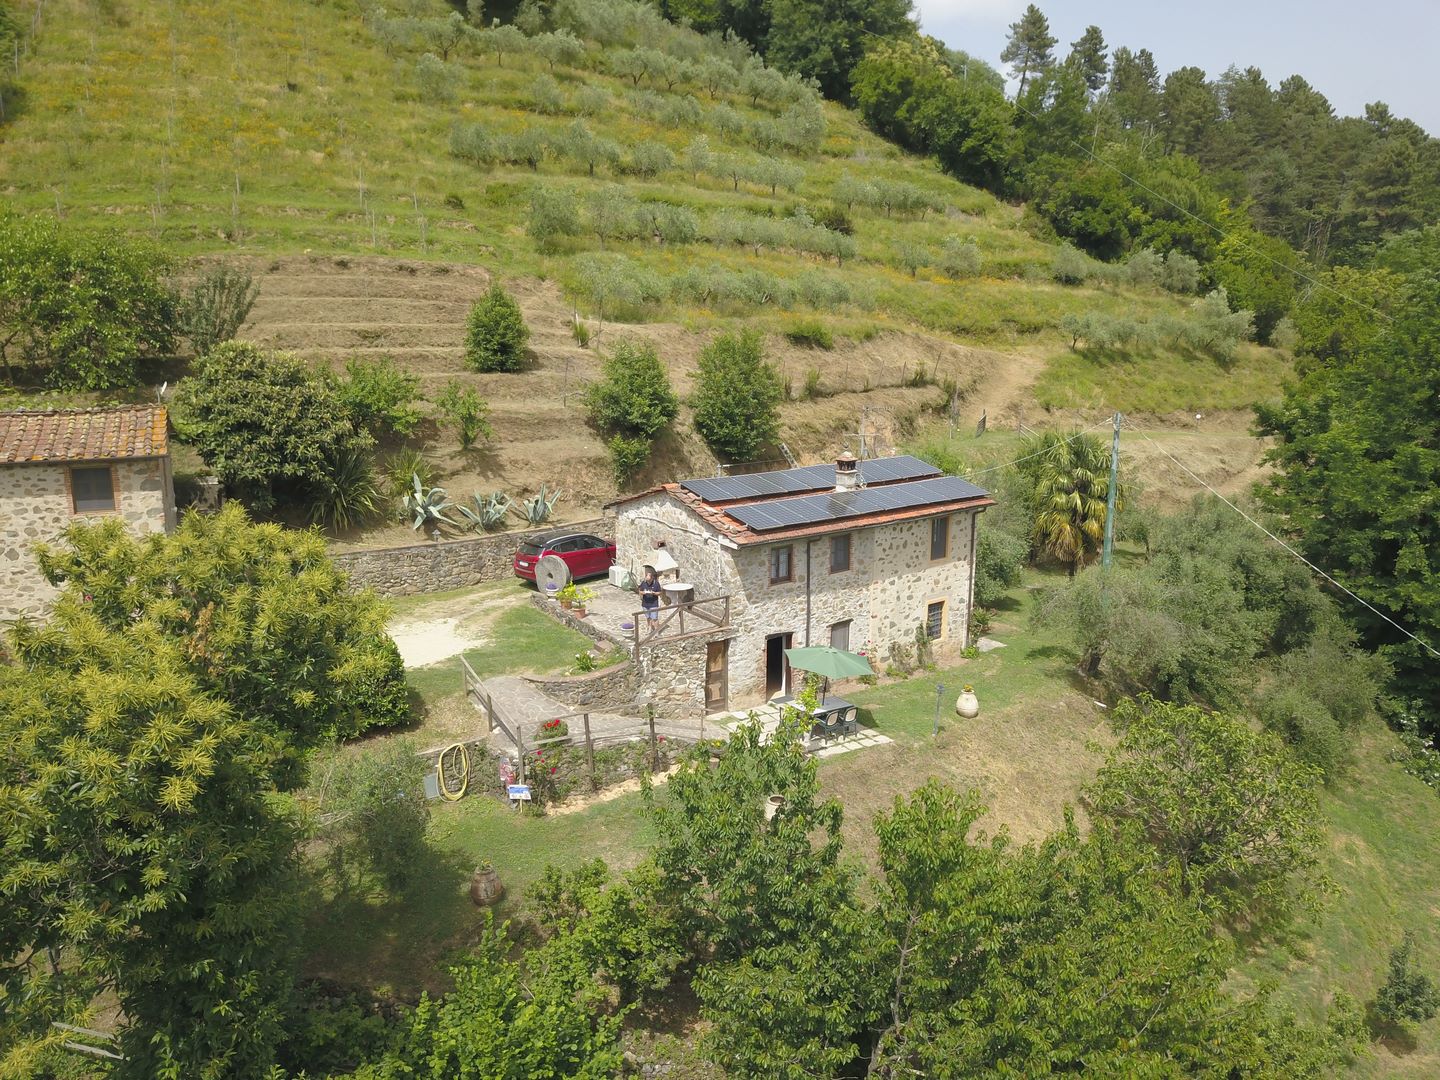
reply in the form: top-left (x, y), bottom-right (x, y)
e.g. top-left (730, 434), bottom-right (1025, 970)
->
top-left (1, 0), bottom-right (1198, 345)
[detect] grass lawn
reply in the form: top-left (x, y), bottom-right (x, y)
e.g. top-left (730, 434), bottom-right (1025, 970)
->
top-left (1237, 726), bottom-right (1440, 1077)
top-left (820, 570), bottom-right (1111, 858)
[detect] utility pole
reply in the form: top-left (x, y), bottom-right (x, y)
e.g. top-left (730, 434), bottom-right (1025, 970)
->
top-left (1101, 412), bottom-right (1122, 570)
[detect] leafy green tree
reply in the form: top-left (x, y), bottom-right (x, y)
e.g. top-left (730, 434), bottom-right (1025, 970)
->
top-left (375, 919), bottom-right (624, 1078)
top-left (527, 185), bottom-right (583, 252)
top-left (174, 340), bottom-right (371, 513)
top-left (999, 3), bottom-right (1056, 99)
top-left (436, 378), bottom-right (493, 449)
top-left (181, 262), bottom-right (258, 358)
top-left (1256, 274), bottom-right (1440, 724)
top-left (338, 355), bottom-right (423, 440)
top-left (974, 528), bottom-right (1027, 608)
top-left (1019, 429), bottom-right (1116, 575)
top-left (1086, 697), bottom-right (1325, 921)
top-left (1066, 24), bottom-right (1108, 92)
top-left (465, 282), bottom-right (530, 372)
top-left (1211, 219), bottom-right (1304, 342)
top-left (762, 0), bottom-right (914, 101)
top-left (534, 28), bottom-right (584, 71)
top-left (691, 329), bottom-right (783, 461)
top-left (584, 339), bottom-right (678, 440)
top-left (0, 625), bottom-right (302, 1078)
top-left (1108, 46), bottom-right (1161, 129)
top-left (0, 212), bottom-right (179, 388)
top-left (311, 738), bottom-right (431, 893)
top-left (1374, 932), bottom-right (1440, 1029)
top-left (1290, 265), bottom-right (1400, 370)
top-left (34, 505), bottom-right (408, 754)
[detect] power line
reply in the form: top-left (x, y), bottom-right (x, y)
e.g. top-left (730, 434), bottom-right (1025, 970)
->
top-left (1007, 96), bottom-right (1395, 325)
top-left (1130, 429), bottom-right (1440, 660)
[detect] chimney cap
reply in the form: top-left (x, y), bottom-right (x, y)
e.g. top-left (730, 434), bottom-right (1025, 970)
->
top-left (836, 451), bottom-right (858, 469)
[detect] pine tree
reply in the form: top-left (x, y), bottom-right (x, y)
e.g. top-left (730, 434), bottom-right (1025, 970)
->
top-left (999, 4), bottom-right (1056, 99)
top-left (1109, 46), bottom-right (1161, 129)
top-left (1066, 25), bottom-right (1108, 93)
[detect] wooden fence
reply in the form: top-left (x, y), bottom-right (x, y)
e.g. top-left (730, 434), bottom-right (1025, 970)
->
top-left (629, 593), bottom-right (731, 657)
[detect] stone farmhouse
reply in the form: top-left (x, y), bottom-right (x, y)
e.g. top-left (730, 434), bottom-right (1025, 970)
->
top-left (608, 454), bottom-right (993, 714)
top-left (0, 405), bottom-right (176, 620)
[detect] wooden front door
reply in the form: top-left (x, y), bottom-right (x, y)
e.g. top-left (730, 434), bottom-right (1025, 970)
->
top-left (705, 640), bottom-right (729, 713)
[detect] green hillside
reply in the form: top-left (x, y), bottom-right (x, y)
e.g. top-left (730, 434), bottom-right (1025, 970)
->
top-left (3, 0), bottom-right (1205, 346)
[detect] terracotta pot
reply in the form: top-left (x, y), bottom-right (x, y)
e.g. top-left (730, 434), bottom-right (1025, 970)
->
top-left (470, 866), bottom-right (504, 907)
top-left (955, 691), bottom-right (979, 719)
top-left (559, 597), bottom-right (572, 609)
top-left (574, 606), bottom-right (587, 618)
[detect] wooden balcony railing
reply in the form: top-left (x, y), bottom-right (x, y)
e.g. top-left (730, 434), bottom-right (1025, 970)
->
top-left (630, 593), bottom-right (732, 655)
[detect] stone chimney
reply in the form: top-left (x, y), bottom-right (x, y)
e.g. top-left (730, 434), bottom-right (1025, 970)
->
top-left (835, 451), bottom-right (859, 492)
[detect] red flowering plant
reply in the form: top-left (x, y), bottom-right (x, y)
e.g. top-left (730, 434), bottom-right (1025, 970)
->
top-left (539, 717), bottom-right (570, 740)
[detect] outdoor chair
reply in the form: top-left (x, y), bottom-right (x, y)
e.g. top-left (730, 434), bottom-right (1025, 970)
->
top-left (838, 706), bottom-right (858, 738)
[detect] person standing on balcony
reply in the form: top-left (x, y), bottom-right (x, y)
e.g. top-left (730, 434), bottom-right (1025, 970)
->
top-left (638, 566), bottom-right (662, 635)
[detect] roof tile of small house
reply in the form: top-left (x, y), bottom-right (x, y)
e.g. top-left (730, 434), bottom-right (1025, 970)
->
top-left (0, 405), bottom-right (170, 464)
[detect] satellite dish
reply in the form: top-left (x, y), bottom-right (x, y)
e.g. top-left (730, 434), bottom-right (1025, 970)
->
top-left (535, 554), bottom-right (571, 594)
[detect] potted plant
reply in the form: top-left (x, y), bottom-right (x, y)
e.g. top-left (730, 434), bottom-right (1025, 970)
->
top-left (540, 716), bottom-right (570, 741)
top-left (556, 583), bottom-right (578, 610)
top-left (574, 584), bottom-right (595, 618)
top-left (955, 683), bottom-right (979, 719)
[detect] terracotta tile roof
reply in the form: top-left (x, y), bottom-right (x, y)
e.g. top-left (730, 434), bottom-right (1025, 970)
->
top-left (0, 405), bottom-right (170, 464)
top-left (652, 483), bottom-right (994, 546)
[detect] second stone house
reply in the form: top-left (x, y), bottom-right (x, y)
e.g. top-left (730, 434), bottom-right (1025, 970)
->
top-left (609, 453), bottom-right (993, 714)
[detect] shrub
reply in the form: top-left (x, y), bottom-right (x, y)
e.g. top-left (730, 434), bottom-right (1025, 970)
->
top-left (182, 263), bottom-right (258, 358)
top-left (338, 355), bottom-right (422, 440)
top-left (381, 447), bottom-right (438, 498)
top-left (897, 241), bottom-right (930, 278)
top-left (527, 186), bottom-right (582, 252)
top-left (606, 433), bottom-right (651, 486)
top-left (1161, 250), bottom-right (1201, 294)
top-left (784, 320), bottom-right (834, 349)
top-left (692, 329), bottom-right (783, 461)
top-left (449, 122), bottom-right (498, 166)
top-left (174, 341), bottom-right (369, 513)
top-left (414, 52), bottom-right (461, 103)
top-left (436, 379), bottom-right (493, 449)
top-left (0, 212), bottom-right (180, 389)
top-left (939, 236), bottom-right (982, 278)
top-left (1187, 287), bottom-right (1255, 362)
top-left (812, 203), bottom-right (853, 236)
top-left (313, 737), bottom-right (430, 892)
top-left (625, 140), bottom-right (675, 178)
top-left (798, 367), bottom-right (823, 400)
top-left (1051, 243), bottom-right (1095, 285)
top-left (1123, 247), bottom-right (1163, 289)
top-left (529, 72), bottom-right (565, 114)
top-left (583, 339), bottom-right (678, 439)
top-left (465, 283), bottom-right (530, 372)
top-left (974, 529), bottom-right (1027, 608)
top-left (1374, 932), bottom-right (1440, 1029)
top-left (309, 443), bottom-right (383, 532)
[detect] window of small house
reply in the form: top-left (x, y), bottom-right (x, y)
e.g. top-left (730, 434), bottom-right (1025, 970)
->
top-left (926, 600), bottom-right (945, 640)
top-left (830, 619), bottom-right (852, 652)
top-left (830, 532), bottom-right (852, 573)
top-left (70, 466), bottom-right (116, 514)
top-left (769, 545), bottom-right (793, 584)
top-left (930, 516), bottom-right (949, 560)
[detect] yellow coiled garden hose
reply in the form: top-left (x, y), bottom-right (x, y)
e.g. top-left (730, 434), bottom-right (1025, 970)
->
top-left (438, 742), bottom-right (469, 801)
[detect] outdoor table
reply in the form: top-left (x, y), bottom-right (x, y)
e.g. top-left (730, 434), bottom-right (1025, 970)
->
top-left (661, 582), bottom-right (694, 607)
top-left (811, 696), bottom-right (854, 721)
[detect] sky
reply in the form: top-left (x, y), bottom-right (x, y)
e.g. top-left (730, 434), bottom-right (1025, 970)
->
top-left (911, 0), bottom-right (1440, 134)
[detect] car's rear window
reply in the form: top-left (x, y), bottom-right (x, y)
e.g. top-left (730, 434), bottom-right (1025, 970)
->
top-left (519, 541), bottom-right (545, 556)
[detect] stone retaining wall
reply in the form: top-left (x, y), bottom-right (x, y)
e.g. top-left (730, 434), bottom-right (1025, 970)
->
top-left (418, 736), bottom-right (506, 800)
top-left (529, 591), bottom-right (615, 645)
top-left (333, 517), bottom-right (613, 596)
top-left (523, 661), bottom-right (639, 712)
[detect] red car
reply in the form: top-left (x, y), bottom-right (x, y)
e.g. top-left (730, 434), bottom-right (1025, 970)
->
top-left (513, 528), bottom-right (616, 583)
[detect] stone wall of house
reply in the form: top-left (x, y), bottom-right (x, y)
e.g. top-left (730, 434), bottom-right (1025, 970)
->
top-left (334, 517), bottom-right (613, 596)
top-left (522, 661), bottom-right (639, 712)
top-left (637, 628), bottom-right (733, 719)
top-left (0, 457), bottom-right (174, 620)
top-left (723, 509), bottom-right (982, 707)
top-left (613, 493), bottom-right (738, 599)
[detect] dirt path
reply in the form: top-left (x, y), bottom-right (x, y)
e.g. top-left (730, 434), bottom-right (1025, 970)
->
top-left (386, 588), bottom-right (526, 668)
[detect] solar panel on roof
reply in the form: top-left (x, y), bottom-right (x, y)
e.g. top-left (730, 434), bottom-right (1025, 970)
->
top-left (727, 474), bottom-right (988, 532)
top-left (679, 455), bottom-right (941, 502)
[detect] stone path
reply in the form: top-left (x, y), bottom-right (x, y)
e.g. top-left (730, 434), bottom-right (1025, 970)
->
top-left (712, 702), bottom-right (893, 759)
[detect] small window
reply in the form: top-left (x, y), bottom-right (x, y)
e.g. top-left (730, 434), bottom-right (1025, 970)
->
top-left (930, 517), bottom-right (949, 560)
top-left (769, 545), bottom-right (793, 584)
top-left (829, 619), bottom-right (852, 652)
top-left (830, 532), bottom-right (852, 573)
top-left (70, 466), bottom-right (116, 514)
top-left (926, 601), bottom-right (945, 640)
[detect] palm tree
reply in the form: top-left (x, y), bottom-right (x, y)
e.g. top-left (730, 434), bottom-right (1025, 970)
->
top-left (1021, 430), bottom-right (1119, 575)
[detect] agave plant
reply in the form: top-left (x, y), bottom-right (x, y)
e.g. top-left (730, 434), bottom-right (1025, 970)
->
top-left (514, 483), bottom-right (562, 525)
top-left (456, 491), bottom-right (512, 532)
top-left (402, 473), bottom-right (457, 535)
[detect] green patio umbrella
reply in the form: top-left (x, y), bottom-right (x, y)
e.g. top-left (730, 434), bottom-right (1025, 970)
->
top-left (784, 645), bottom-right (874, 680)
